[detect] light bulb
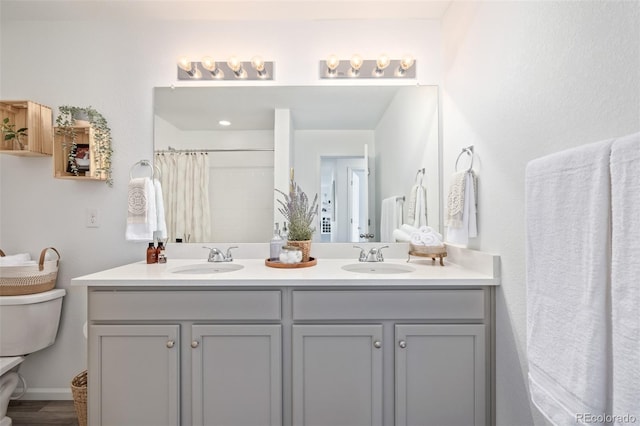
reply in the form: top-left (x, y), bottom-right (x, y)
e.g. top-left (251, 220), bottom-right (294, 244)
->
top-left (227, 56), bottom-right (247, 78)
top-left (251, 56), bottom-right (265, 72)
top-left (350, 55), bottom-right (363, 70)
top-left (227, 56), bottom-right (242, 72)
top-left (202, 56), bottom-right (223, 78)
top-left (177, 57), bottom-right (194, 75)
top-left (376, 54), bottom-right (390, 70)
top-left (201, 56), bottom-right (217, 71)
top-left (399, 54), bottom-right (414, 71)
top-left (349, 54), bottom-right (363, 77)
top-left (326, 54), bottom-right (340, 70)
top-left (373, 54), bottom-right (390, 77)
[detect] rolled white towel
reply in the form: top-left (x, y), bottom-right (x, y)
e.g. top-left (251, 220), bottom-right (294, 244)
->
top-left (0, 253), bottom-right (32, 266)
top-left (393, 229), bottom-right (412, 242)
top-left (400, 224), bottom-right (418, 234)
top-left (418, 226), bottom-right (443, 241)
top-left (420, 232), bottom-right (444, 247)
top-left (410, 231), bottom-right (425, 246)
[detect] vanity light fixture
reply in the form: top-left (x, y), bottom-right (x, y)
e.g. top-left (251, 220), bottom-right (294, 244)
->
top-left (319, 53), bottom-right (416, 79)
top-left (177, 56), bottom-right (274, 81)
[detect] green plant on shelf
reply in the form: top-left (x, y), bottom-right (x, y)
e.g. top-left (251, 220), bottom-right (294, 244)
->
top-left (56, 105), bottom-right (113, 186)
top-left (1, 117), bottom-right (28, 150)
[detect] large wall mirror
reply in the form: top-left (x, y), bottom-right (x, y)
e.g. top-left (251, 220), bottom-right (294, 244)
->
top-left (154, 85), bottom-right (440, 243)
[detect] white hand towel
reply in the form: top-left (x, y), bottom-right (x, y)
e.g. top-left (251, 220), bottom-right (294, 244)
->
top-left (525, 138), bottom-right (613, 425)
top-left (381, 197), bottom-right (402, 243)
top-left (446, 171), bottom-right (477, 245)
top-left (407, 184), bottom-right (419, 223)
top-left (0, 253), bottom-right (31, 266)
top-left (610, 132), bottom-right (640, 422)
top-left (412, 185), bottom-right (427, 228)
top-left (419, 233), bottom-right (443, 247)
top-left (126, 177), bottom-right (157, 241)
top-left (400, 224), bottom-right (417, 235)
top-left (446, 171), bottom-right (467, 228)
top-left (154, 178), bottom-right (168, 241)
top-left (410, 231), bottom-right (424, 246)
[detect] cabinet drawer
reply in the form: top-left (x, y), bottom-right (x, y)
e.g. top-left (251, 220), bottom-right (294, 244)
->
top-left (292, 290), bottom-right (485, 320)
top-left (90, 290), bottom-right (281, 321)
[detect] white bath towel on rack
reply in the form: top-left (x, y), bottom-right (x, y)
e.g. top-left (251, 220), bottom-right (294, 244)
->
top-left (526, 138), bottom-right (613, 425)
top-left (126, 177), bottom-right (157, 241)
top-left (610, 132), bottom-right (640, 423)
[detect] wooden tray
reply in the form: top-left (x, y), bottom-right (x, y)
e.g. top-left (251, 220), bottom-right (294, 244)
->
top-left (407, 250), bottom-right (447, 266)
top-left (265, 257), bottom-right (317, 269)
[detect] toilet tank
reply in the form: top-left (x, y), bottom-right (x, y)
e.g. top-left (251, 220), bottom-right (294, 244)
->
top-left (0, 288), bottom-right (65, 356)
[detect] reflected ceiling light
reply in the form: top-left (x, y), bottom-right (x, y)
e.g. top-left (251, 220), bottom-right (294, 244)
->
top-left (319, 53), bottom-right (416, 79)
top-left (395, 54), bottom-right (415, 77)
top-left (201, 56), bottom-right (224, 79)
top-left (177, 55), bottom-right (274, 81)
top-left (218, 120), bottom-right (231, 126)
top-left (326, 54), bottom-right (340, 77)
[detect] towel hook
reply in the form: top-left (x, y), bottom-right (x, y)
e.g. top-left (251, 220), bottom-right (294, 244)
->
top-left (415, 168), bottom-right (425, 185)
top-left (455, 146), bottom-right (474, 172)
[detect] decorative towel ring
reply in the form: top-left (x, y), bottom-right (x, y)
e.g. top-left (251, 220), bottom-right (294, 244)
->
top-left (455, 146), bottom-right (474, 172)
top-left (129, 160), bottom-right (161, 180)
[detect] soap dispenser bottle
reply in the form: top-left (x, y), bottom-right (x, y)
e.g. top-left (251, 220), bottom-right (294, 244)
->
top-left (146, 242), bottom-right (158, 264)
top-left (270, 223), bottom-right (285, 261)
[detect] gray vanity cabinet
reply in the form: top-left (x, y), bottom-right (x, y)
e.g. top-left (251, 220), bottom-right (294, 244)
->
top-left (292, 324), bottom-right (383, 426)
top-left (88, 324), bottom-right (180, 426)
top-left (395, 324), bottom-right (486, 426)
top-left (191, 324), bottom-right (282, 426)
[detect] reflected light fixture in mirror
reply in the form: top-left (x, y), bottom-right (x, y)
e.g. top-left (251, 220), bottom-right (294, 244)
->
top-left (319, 53), bottom-right (415, 79)
top-left (177, 56), bottom-right (274, 80)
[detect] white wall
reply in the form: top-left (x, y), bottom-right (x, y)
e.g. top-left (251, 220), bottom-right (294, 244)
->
top-left (0, 13), bottom-right (440, 397)
top-left (441, 2), bottom-right (640, 425)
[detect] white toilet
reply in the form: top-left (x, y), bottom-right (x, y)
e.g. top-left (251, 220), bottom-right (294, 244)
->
top-left (0, 289), bottom-right (66, 426)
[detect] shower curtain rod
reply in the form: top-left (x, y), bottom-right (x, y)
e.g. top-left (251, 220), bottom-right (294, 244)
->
top-left (156, 147), bottom-right (274, 153)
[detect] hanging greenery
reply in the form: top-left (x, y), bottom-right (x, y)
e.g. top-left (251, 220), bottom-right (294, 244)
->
top-left (55, 105), bottom-right (113, 186)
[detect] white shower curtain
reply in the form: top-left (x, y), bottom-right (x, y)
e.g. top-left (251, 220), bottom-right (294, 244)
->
top-left (155, 152), bottom-right (211, 242)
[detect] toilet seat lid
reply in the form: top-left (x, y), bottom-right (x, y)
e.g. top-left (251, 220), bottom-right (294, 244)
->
top-left (0, 356), bottom-right (24, 375)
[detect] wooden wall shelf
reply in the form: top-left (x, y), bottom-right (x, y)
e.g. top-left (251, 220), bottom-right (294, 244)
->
top-left (53, 126), bottom-right (107, 181)
top-left (0, 100), bottom-right (53, 156)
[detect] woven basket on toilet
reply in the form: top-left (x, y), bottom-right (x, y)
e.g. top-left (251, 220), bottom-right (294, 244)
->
top-left (0, 247), bottom-right (60, 296)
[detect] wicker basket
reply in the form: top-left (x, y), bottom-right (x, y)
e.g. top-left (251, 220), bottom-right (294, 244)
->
top-left (0, 247), bottom-right (60, 296)
top-left (71, 370), bottom-right (88, 426)
top-left (286, 240), bottom-right (312, 263)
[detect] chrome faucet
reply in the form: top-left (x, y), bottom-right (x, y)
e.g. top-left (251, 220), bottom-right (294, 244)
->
top-left (203, 246), bottom-right (238, 262)
top-left (353, 245), bottom-right (389, 262)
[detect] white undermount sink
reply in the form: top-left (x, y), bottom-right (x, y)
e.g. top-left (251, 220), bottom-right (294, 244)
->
top-left (170, 263), bottom-right (244, 274)
top-left (341, 263), bottom-right (416, 274)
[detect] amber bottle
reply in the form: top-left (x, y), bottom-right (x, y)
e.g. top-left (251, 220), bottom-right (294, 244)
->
top-left (146, 242), bottom-right (158, 264)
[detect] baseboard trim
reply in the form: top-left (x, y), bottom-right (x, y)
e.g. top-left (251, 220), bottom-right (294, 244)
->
top-left (14, 388), bottom-right (72, 400)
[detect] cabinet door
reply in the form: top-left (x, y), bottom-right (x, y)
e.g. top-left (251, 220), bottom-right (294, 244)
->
top-left (292, 324), bottom-right (383, 426)
top-left (88, 324), bottom-right (180, 426)
top-left (191, 324), bottom-right (281, 426)
top-left (395, 324), bottom-right (486, 426)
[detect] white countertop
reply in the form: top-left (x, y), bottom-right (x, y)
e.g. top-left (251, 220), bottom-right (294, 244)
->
top-left (72, 252), bottom-right (499, 288)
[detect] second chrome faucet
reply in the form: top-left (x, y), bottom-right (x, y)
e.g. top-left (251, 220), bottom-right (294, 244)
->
top-left (353, 245), bottom-right (389, 262)
top-left (203, 246), bottom-right (238, 262)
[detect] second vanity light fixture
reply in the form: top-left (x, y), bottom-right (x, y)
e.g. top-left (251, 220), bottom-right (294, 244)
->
top-left (320, 54), bottom-right (416, 79)
top-left (177, 56), bottom-right (274, 81)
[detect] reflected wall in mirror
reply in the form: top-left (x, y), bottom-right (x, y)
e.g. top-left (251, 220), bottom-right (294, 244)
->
top-left (154, 85), bottom-right (440, 243)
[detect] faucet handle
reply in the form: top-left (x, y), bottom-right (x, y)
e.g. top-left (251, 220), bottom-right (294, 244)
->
top-left (374, 245), bottom-right (389, 261)
top-left (225, 246), bottom-right (238, 261)
top-left (353, 245), bottom-right (367, 262)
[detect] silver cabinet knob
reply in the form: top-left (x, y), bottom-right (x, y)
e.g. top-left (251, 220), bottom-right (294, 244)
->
top-left (166, 340), bottom-right (175, 349)
top-left (398, 340), bottom-right (407, 349)
top-left (373, 340), bottom-right (382, 349)
top-left (191, 340), bottom-right (199, 348)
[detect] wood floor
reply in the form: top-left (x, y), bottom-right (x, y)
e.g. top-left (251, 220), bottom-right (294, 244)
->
top-left (6, 400), bottom-right (79, 426)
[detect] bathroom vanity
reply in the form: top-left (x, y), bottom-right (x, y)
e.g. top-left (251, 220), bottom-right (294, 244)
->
top-left (72, 245), bottom-right (499, 426)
